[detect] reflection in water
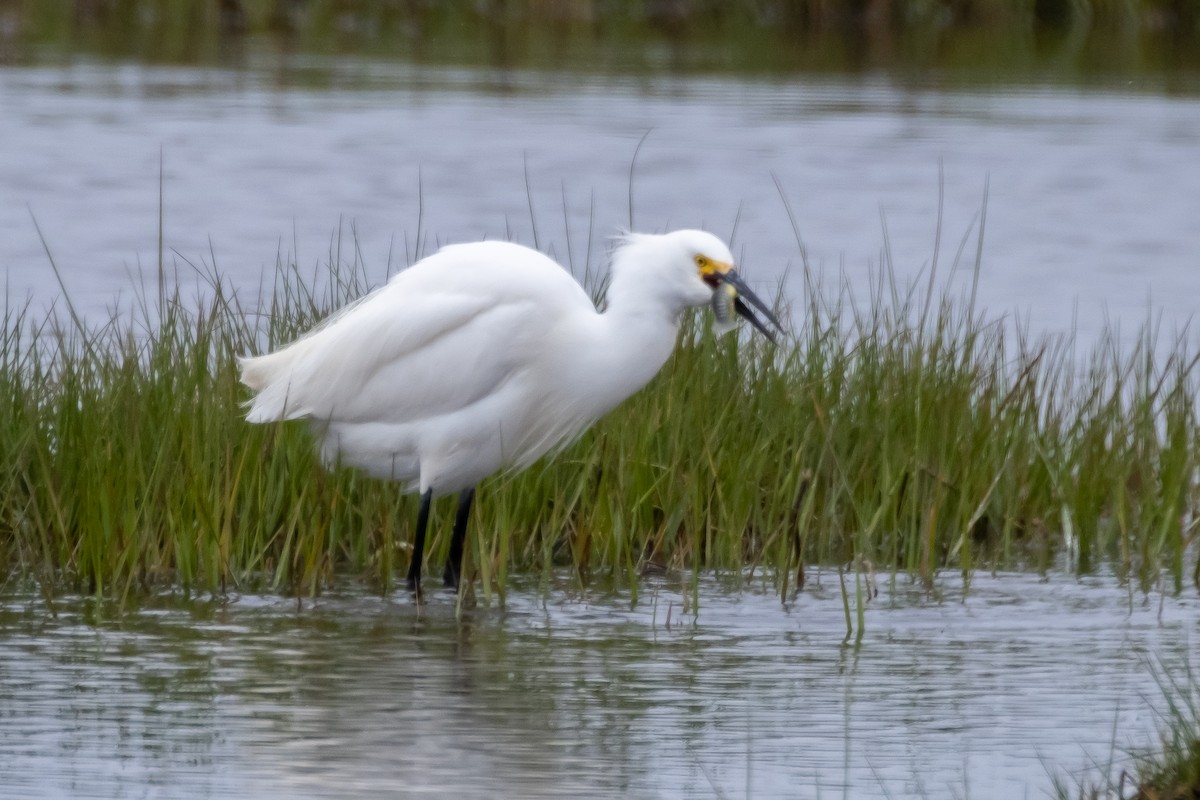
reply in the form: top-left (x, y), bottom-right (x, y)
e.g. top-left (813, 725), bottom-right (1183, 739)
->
top-left (0, 573), bottom-right (1194, 798)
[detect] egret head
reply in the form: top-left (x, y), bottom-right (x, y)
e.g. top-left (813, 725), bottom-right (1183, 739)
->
top-left (610, 230), bottom-right (783, 342)
top-left (667, 229), bottom-right (784, 343)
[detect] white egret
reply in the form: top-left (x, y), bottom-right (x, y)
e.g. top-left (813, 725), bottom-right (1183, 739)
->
top-left (239, 229), bottom-right (782, 594)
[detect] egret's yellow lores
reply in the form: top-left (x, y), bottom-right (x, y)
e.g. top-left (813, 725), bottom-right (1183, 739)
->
top-left (239, 229), bottom-right (782, 594)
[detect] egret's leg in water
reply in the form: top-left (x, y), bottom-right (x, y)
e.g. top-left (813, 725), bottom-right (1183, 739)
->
top-left (406, 488), bottom-right (434, 593)
top-left (444, 486), bottom-right (476, 590)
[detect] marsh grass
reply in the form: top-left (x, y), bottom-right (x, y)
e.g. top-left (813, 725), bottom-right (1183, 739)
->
top-left (1130, 664), bottom-right (1200, 799)
top-left (10, 1), bottom-right (1199, 90)
top-left (1054, 659), bottom-right (1200, 799)
top-left (1, 224), bottom-right (1199, 604)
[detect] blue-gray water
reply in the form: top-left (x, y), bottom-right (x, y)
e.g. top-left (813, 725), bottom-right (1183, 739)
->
top-left (4, 56), bottom-right (1200, 799)
top-left (1, 60), bottom-right (1199, 344)
top-left (1, 573), bottom-right (1194, 799)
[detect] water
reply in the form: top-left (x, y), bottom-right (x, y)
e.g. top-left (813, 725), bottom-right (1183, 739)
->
top-left (0, 573), bottom-right (1194, 799)
top-left (3, 48), bottom-right (1200, 799)
top-left (1, 60), bottom-right (1199, 345)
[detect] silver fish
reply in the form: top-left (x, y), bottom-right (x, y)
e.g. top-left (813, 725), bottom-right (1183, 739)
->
top-left (711, 282), bottom-right (738, 335)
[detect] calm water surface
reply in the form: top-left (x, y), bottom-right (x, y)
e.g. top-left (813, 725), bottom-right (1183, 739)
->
top-left (1, 60), bottom-right (1199, 343)
top-left (1, 573), bottom-right (1196, 799)
top-left (3, 56), bottom-right (1200, 799)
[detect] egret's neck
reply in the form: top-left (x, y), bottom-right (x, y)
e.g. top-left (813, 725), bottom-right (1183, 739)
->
top-left (551, 287), bottom-right (680, 423)
top-left (599, 291), bottom-right (681, 388)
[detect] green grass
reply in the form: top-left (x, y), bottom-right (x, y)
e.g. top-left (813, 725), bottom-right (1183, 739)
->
top-left (8, 1), bottom-right (1200, 91)
top-left (1055, 660), bottom-right (1200, 799)
top-left (1, 219), bottom-right (1198, 605)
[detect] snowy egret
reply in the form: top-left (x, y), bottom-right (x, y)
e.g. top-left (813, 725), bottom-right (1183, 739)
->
top-left (239, 229), bottom-right (782, 594)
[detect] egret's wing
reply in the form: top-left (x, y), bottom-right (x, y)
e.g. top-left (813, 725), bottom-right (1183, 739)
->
top-left (241, 242), bottom-right (593, 426)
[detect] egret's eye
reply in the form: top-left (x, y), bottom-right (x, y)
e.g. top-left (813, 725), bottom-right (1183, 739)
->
top-left (696, 254), bottom-right (722, 287)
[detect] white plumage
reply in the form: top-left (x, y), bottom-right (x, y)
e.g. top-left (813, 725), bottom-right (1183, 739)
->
top-left (240, 229), bottom-right (780, 593)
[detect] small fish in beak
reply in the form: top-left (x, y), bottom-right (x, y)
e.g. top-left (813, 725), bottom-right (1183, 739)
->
top-left (712, 269), bottom-right (784, 344)
top-left (711, 282), bottom-right (738, 335)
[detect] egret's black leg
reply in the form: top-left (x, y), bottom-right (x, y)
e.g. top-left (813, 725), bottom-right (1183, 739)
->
top-left (443, 486), bottom-right (476, 590)
top-left (406, 488), bottom-right (434, 594)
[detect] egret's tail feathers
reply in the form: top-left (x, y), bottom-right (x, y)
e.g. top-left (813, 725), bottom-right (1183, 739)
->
top-left (238, 350), bottom-right (308, 423)
top-left (237, 353), bottom-right (274, 392)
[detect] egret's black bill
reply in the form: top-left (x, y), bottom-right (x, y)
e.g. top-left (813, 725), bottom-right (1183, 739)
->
top-left (723, 270), bottom-right (784, 344)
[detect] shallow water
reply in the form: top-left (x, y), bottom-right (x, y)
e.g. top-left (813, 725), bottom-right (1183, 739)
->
top-left (1, 572), bottom-right (1195, 799)
top-left (2, 47), bottom-right (1199, 800)
top-left (1, 60), bottom-right (1199, 345)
